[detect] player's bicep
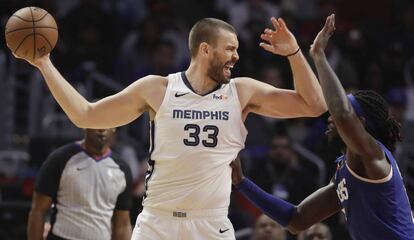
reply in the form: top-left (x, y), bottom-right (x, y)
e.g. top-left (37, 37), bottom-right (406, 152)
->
top-left (88, 90), bottom-right (144, 127)
top-left (289, 183), bottom-right (340, 231)
top-left (82, 78), bottom-right (151, 129)
top-left (238, 78), bottom-right (319, 118)
top-left (253, 88), bottom-right (317, 118)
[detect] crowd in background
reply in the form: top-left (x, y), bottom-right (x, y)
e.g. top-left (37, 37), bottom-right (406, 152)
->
top-left (0, 0), bottom-right (413, 239)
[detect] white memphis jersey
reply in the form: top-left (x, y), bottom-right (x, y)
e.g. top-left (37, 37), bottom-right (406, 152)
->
top-left (143, 72), bottom-right (247, 211)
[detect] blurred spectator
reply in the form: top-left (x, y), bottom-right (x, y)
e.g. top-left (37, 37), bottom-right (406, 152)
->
top-left (324, 42), bottom-right (358, 90)
top-left (399, 58), bottom-right (414, 206)
top-left (385, 88), bottom-right (407, 124)
top-left (298, 223), bottom-right (332, 240)
top-left (162, 19), bottom-right (192, 71)
top-left (361, 62), bottom-right (385, 94)
top-left (404, 58), bottom-right (414, 122)
top-left (380, 41), bottom-right (406, 88)
top-left (244, 63), bottom-right (286, 147)
top-left (285, 119), bottom-right (311, 144)
top-left (249, 133), bottom-right (317, 204)
top-left (398, 1), bottom-right (414, 59)
top-left (245, 113), bottom-right (275, 148)
top-left (259, 64), bottom-right (288, 88)
top-left (116, 17), bottom-right (162, 84)
top-left (226, 0), bottom-right (280, 48)
top-left (281, 0), bottom-right (319, 21)
top-left (132, 39), bottom-right (178, 79)
top-left (101, 0), bottom-right (148, 29)
top-left (253, 214), bottom-right (286, 240)
top-left (58, 0), bottom-right (121, 74)
top-left (342, 27), bottom-right (370, 77)
top-left (336, 0), bottom-right (392, 24)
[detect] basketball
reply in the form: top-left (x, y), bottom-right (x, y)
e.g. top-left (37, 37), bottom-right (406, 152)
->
top-left (5, 7), bottom-right (58, 60)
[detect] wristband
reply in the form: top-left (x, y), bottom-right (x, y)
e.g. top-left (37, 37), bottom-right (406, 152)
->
top-left (285, 48), bottom-right (301, 57)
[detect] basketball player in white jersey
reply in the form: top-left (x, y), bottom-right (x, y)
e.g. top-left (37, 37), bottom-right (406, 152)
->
top-left (14, 17), bottom-right (327, 240)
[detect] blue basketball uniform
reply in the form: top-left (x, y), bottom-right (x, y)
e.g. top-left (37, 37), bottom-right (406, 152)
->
top-left (333, 141), bottom-right (414, 240)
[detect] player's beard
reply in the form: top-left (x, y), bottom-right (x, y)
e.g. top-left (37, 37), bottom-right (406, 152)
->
top-left (207, 54), bottom-right (230, 84)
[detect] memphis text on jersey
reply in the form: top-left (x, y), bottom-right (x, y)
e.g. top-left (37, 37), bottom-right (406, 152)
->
top-left (173, 109), bottom-right (229, 121)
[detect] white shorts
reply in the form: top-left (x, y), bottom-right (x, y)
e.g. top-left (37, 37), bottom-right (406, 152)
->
top-left (131, 207), bottom-right (235, 240)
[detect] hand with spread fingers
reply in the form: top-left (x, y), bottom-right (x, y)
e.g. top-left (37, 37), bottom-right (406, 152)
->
top-left (310, 14), bottom-right (336, 59)
top-left (260, 17), bottom-right (300, 57)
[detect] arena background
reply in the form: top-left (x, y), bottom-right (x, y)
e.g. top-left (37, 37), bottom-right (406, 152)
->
top-left (0, 0), bottom-right (413, 239)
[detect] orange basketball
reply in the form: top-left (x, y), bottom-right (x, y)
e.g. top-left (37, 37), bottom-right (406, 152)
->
top-left (5, 6), bottom-right (58, 60)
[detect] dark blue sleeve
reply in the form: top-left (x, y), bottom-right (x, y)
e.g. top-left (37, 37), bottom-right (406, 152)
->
top-left (236, 177), bottom-right (296, 227)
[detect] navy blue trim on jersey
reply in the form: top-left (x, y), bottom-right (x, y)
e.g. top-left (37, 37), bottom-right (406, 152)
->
top-left (181, 71), bottom-right (222, 96)
top-left (149, 120), bottom-right (155, 154)
top-left (144, 120), bottom-right (156, 199)
top-left (143, 159), bottom-right (155, 199)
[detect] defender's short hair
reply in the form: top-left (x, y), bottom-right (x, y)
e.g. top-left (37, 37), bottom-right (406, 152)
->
top-left (188, 18), bottom-right (236, 58)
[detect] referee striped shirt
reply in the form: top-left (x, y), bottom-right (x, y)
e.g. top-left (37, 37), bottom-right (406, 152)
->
top-left (35, 143), bottom-right (132, 240)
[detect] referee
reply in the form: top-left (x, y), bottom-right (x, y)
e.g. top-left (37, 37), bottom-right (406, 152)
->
top-left (27, 128), bottom-right (133, 240)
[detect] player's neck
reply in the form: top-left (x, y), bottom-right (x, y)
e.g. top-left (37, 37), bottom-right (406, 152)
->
top-left (186, 63), bottom-right (220, 95)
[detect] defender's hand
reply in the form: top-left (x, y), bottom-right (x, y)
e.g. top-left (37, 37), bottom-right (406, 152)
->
top-left (310, 14), bottom-right (336, 59)
top-left (260, 17), bottom-right (299, 56)
top-left (230, 154), bottom-right (245, 185)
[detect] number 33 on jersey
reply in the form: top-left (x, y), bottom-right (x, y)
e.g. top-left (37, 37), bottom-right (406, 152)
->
top-left (143, 72), bottom-right (247, 210)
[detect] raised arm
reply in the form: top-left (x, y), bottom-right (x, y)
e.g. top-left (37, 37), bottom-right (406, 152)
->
top-left (237, 17), bottom-right (327, 118)
top-left (14, 55), bottom-right (165, 129)
top-left (231, 156), bottom-right (340, 234)
top-left (309, 15), bottom-right (386, 173)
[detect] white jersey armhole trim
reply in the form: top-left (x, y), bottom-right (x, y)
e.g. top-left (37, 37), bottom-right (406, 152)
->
top-left (229, 79), bottom-right (248, 134)
top-left (345, 160), bottom-right (393, 184)
top-left (154, 73), bottom-right (175, 121)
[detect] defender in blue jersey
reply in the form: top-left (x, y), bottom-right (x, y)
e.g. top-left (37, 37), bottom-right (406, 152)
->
top-left (231, 14), bottom-right (414, 240)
